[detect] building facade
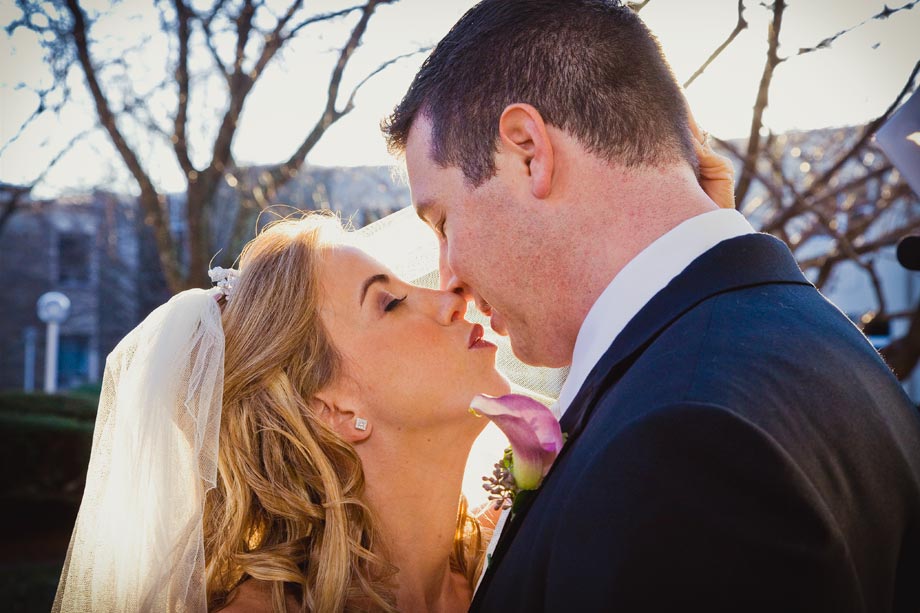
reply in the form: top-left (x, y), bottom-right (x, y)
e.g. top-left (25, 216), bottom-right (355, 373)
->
top-left (0, 191), bottom-right (151, 391)
top-left (0, 166), bottom-right (409, 392)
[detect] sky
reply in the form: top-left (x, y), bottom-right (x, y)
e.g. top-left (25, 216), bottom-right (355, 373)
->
top-left (0, 0), bottom-right (919, 197)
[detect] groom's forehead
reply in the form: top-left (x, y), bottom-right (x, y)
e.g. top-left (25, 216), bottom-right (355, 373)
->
top-left (405, 120), bottom-right (446, 205)
top-left (405, 116), bottom-right (436, 167)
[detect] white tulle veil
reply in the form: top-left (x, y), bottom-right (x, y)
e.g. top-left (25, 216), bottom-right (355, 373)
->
top-left (53, 206), bottom-right (566, 611)
top-left (53, 289), bottom-right (224, 612)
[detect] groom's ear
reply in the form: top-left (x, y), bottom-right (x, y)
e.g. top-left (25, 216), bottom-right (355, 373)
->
top-left (310, 389), bottom-right (372, 444)
top-left (498, 103), bottom-right (554, 200)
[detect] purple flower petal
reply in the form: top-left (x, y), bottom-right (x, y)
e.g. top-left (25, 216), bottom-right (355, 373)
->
top-left (470, 394), bottom-right (563, 490)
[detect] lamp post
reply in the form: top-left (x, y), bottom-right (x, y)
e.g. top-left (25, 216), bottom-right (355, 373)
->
top-left (23, 327), bottom-right (37, 392)
top-left (37, 291), bottom-right (71, 394)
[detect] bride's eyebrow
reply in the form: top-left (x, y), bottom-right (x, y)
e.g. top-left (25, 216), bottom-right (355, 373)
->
top-left (359, 273), bottom-right (390, 306)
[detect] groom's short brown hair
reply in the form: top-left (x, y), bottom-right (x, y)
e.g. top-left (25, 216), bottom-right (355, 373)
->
top-left (382, 0), bottom-right (697, 186)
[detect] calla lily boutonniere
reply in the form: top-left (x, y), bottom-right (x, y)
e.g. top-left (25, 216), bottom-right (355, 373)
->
top-left (470, 394), bottom-right (565, 511)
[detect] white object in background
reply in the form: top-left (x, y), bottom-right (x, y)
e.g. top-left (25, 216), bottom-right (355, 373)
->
top-left (37, 291), bottom-right (71, 394)
top-left (23, 327), bottom-right (37, 392)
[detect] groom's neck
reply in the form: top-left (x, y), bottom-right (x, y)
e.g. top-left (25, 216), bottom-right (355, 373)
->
top-left (550, 162), bottom-right (719, 348)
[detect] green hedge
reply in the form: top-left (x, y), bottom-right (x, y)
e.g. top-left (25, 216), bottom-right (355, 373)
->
top-left (0, 563), bottom-right (62, 613)
top-left (0, 391), bottom-right (98, 422)
top-left (0, 393), bottom-right (98, 611)
top-left (0, 393), bottom-right (96, 504)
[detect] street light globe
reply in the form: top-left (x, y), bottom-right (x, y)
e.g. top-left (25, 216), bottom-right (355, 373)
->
top-left (37, 292), bottom-right (71, 324)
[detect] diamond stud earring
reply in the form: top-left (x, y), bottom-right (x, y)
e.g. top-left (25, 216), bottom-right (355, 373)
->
top-left (355, 417), bottom-right (368, 431)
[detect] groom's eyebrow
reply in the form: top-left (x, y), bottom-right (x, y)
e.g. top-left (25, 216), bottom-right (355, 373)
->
top-left (360, 274), bottom-right (390, 306)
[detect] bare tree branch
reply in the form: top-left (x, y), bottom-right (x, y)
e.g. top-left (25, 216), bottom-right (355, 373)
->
top-left (864, 258), bottom-right (888, 316)
top-left (801, 59), bottom-right (920, 202)
top-left (233, 0), bottom-right (256, 76)
top-left (341, 47), bottom-right (430, 114)
top-left (173, 0), bottom-right (195, 176)
top-left (206, 0), bottom-right (261, 182)
top-left (0, 129), bottom-right (92, 235)
top-left (288, 4), bottom-right (366, 37)
top-left (714, 136), bottom-right (786, 213)
top-left (798, 0), bottom-right (919, 55)
top-left (248, 0), bottom-right (309, 83)
top-left (7, 0), bottom-right (402, 292)
top-left (63, 0), bottom-right (181, 289)
top-left (797, 205), bottom-right (920, 271)
top-left (683, 0), bottom-right (748, 89)
top-left (278, 0), bottom-right (396, 180)
top-left (734, 0), bottom-right (786, 207)
top-left (0, 88), bottom-right (58, 158)
top-left (881, 306), bottom-right (920, 379)
top-left (198, 0), bottom-right (232, 83)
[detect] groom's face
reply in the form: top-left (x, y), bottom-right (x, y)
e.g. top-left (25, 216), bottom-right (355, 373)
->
top-left (405, 116), bottom-right (568, 368)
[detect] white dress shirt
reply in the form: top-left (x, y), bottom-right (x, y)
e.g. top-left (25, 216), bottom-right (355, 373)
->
top-left (477, 208), bottom-right (755, 590)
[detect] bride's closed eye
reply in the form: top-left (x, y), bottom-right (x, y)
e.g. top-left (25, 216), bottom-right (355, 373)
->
top-left (384, 294), bottom-right (407, 312)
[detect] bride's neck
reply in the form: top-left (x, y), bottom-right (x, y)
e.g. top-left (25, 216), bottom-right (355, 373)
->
top-left (359, 428), bottom-right (474, 613)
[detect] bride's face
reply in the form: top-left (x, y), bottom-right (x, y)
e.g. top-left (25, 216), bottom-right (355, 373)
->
top-left (318, 245), bottom-right (510, 436)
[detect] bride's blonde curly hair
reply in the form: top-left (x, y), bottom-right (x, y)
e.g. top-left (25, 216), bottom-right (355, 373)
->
top-left (204, 214), bottom-right (484, 612)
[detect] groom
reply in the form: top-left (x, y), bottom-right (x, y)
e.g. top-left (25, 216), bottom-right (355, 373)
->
top-left (384, 1), bottom-right (920, 611)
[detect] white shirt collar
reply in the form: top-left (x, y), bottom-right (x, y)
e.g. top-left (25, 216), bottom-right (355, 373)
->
top-left (553, 209), bottom-right (756, 419)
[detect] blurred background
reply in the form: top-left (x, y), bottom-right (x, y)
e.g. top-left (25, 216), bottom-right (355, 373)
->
top-left (1, 0), bottom-right (919, 609)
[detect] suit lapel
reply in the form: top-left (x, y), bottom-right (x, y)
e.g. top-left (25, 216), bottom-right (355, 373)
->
top-left (471, 234), bottom-right (812, 608)
top-left (558, 233), bottom-right (810, 438)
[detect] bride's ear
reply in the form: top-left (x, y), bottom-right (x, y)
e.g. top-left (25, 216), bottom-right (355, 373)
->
top-left (310, 391), bottom-right (372, 444)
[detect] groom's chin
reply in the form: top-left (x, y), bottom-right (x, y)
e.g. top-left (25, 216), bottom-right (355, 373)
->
top-left (509, 334), bottom-right (573, 370)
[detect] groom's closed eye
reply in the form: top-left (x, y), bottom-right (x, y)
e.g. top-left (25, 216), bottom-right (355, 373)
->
top-left (415, 199), bottom-right (437, 227)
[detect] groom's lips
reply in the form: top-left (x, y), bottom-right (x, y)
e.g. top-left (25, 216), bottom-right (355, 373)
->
top-left (490, 310), bottom-right (509, 336)
top-left (475, 298), bottom-right (508, 337)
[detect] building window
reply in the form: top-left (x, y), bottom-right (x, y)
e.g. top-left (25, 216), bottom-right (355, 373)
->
top-left (58, 233), bottom-right (90, 285)
top-left (58, 335), bottom-right (90, 389)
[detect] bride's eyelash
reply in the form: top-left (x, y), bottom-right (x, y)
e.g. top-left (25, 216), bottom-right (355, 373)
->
top-left (385, 295), bottom-right (407, 312)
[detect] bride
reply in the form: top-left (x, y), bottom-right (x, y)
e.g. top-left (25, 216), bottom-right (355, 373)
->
top-left (53, 110), bottom-right (732, 612)
top-left (54, 213), bottom-right (510, 613)
top-left (209, 215), bottom-right (513, 611)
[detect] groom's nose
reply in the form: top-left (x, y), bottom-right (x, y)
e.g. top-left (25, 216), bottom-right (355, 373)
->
top-left (438, 247), bottom-right (453, 291)
top-left (439, 247), bottom-right (473, 303)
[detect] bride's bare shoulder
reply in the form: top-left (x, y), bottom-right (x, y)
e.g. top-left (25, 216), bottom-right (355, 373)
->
top-left (214, 579), bottom-right (300, 613)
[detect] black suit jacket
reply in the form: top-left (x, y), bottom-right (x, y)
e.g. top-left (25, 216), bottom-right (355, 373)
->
top-left (471, 234), bottom-right (920, 613)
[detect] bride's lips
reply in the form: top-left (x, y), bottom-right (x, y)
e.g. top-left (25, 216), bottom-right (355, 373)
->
top-left (468, 323), bottom-right (496, 350)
